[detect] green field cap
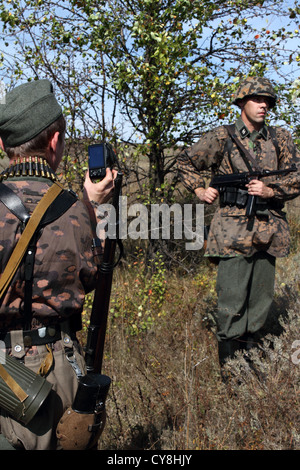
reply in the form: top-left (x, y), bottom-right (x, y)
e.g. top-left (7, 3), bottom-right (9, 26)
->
top-left (0, 79), bottom-right (62, 148)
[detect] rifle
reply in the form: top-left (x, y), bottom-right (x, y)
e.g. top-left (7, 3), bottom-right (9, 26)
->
top-left (56, 170), bottom-right (124, 450)
top-left (210, 164), bottom-right (297, 216)
top-left (84, 170), bottom-right (123, 374)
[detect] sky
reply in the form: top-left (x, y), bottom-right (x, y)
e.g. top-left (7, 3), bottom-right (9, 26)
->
top-left (0, 0), bottom-right (299, 139)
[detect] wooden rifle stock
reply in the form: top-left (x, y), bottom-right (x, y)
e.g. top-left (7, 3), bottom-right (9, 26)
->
top-left (84, 171), bottom-right (123, 374)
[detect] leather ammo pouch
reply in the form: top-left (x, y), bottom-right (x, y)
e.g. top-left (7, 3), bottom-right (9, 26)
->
top-left (220, 187), bottom-right (249, 208)
top-left (0, 182), bottom-right (65, 424)
top-left (220, 187), bottom-right (271, 212)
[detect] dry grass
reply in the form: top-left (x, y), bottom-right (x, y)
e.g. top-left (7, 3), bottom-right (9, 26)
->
top-left (1, 142), bottom-right (299, 450)
top-left (79, 212), bottom-right (300, 451)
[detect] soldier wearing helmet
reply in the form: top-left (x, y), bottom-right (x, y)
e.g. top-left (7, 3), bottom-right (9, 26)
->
top-left (177, 76), bottom-right (300, 380)
top-left (232, 76), bottom-right (277, 108)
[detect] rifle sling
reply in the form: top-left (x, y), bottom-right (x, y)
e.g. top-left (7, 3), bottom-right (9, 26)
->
top-left (0, 183), bottom-right (30, 224)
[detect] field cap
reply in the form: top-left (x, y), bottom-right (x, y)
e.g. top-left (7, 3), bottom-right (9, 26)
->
top-left (0, 79), bottom-right (62, 147)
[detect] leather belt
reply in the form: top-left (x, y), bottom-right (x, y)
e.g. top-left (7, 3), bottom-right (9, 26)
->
top-left (0, 324), bottom-right (62, 348)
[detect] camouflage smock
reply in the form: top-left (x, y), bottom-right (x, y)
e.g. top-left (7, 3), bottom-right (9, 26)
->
top-left (177, 119), bottom-right (300, 258)
top-left (0, 176), bottom-right (98, 331)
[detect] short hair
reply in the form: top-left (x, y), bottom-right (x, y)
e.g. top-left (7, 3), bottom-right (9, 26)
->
top-left (4, 114), bottom-right (66, 159)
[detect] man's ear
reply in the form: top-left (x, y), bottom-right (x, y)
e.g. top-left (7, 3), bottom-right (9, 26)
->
top-left (236, 98), bottom-right (246, 110)
top-left (0, 137), bottom-right (5, 151)
top-left (48, 131), bottom-right (60, 152)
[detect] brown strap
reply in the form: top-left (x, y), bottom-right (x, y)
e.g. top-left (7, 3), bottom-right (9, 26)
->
top-left (38, 344), bottom-right (53, 376)
top-left (0, 363), bottom-right (28, 402)
top-left (0, 182), bottom-right (64, 301)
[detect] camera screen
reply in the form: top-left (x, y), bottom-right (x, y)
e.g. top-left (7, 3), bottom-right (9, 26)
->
top-left (88, 144), bottom-right (105, 169)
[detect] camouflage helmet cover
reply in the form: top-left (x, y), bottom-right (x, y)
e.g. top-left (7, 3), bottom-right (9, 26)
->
top-left (232, 76), bottom-right (277, 108)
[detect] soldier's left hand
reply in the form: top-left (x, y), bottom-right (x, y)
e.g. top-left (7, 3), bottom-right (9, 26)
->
top-left (246, 179), bottom-right (274, 199)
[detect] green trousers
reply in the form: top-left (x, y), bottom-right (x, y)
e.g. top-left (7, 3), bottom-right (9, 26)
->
top-left (215, 252), bottom-right (276, 342)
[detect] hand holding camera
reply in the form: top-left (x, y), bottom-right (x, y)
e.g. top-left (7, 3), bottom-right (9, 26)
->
top-left (84, 167), bottom-right (117, 206)
top-left (84, 143), bottom-right (119, 206)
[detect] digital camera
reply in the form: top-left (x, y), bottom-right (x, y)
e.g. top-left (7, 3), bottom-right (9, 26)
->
top-left (88, 143), bottom-right (116, 180)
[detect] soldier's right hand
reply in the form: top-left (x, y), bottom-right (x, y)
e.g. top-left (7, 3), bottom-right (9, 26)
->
top-left (83, 168), bottom-right (118, 205)
top-left (195, 187), bottom-right (219, 204)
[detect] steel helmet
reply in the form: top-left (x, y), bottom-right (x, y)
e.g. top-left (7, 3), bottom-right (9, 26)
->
top-left (232, 76), bottom-right (277, 108)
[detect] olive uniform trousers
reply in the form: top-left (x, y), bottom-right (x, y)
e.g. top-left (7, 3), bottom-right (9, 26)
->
top-left (215, 252), bottom-right (276, 342)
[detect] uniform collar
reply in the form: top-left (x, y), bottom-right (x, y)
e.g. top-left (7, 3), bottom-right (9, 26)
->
top-left (235, 117), bottom-right (268, 141)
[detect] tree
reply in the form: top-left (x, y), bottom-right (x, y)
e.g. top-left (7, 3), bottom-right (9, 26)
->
top-left (0, 1), bottom-right (299, 208)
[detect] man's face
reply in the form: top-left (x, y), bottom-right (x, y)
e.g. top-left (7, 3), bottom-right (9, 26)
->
top-left (240, 95), bottom-right (270, 129)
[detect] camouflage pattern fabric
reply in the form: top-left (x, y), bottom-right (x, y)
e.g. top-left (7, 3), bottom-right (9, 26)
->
top-left (0, 177), bottom-right (98, 331)
top-left (177, 121), bottom-right (300, 258)
top-left (232, 76), bottom-right (277, 108)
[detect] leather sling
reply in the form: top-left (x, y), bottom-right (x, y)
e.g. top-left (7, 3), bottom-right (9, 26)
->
top-left (225, 124), bottom-right (280, 172)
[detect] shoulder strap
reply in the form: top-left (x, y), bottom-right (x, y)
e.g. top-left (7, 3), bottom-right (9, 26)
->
top-left (40, 188), bottom-right (78, 227)
top-left (0, 182), bottom-right (77, 227)
top-left (268, 126), bottom-right (280, 160)
top-left (224, 124), bottom-right (260, 172)
top-left (0, 183), bottom-right (30, 225)
top-left (223, 124), bottom-right (235, 172)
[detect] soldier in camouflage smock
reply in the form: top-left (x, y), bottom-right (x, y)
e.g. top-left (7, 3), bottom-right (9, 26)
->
top-left (0, 177), bottom-right (97, 330)
top-left (0, 80), bottom-right (116, 449)
top-left (177, 76), bottom-right (300, 374)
